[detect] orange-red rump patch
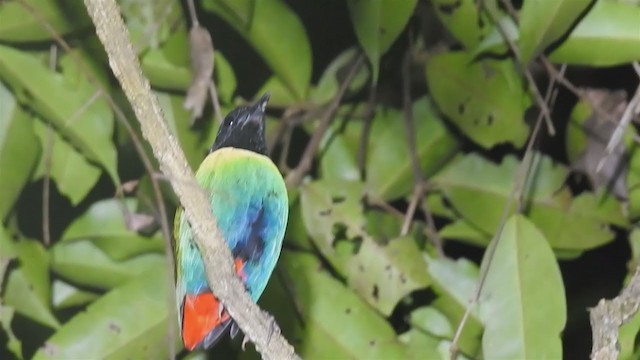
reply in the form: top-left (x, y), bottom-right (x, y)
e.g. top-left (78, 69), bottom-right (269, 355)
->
top-left (182, 293), bottom-right (229, 350)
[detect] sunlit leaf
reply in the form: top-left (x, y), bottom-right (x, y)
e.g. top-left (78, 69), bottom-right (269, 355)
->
top-left (549, 0), bottom-right (640, 66)
top-left (119, 0), bottom-right (183, 53)
top-left (518, 0), bottom-right (591, 63)
top-left (426, 51), bottom-right (531, 148)
top-left (409, 306), bottom-right (453, 339)
top-left (0, 82), bottom-right (39, 220)
top-left (0, 0), bottom-right (90, 42)
top-left (346, 0), bottom-right (417, 81)
top-left (202, 0), bottom-right (312, 100)
top-left (479, 215), bottom-right (566, 359)
top-left (33, 268), bottom-right (179, 360)
top-left (52, 279), bottom-right (99, 309)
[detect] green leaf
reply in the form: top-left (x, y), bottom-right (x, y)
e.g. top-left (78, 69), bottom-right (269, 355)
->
top-left (277, 252), bottom-right (413, 359)
top-left (431, 0), bottom-right (494, 48)
top-left (32, 119), bottom-right (101, 205)
top-left (4, 238), bottom-right (60, 329)
top-left (426, 52), bottom-right (531, 148)
top-left (434, 153), bottom-right (627, 250)
top-left (409, 306), bottom-right (453, 339)
top-left (439, 219), bottom-right (491, 247)
top-left (119, 0), bottom-right (183, 52)
top-left (0, 0), bottom-right (90, 42)
top-left (518, 0), bottom-right (591, 63)
top-left (0, 81), bottom-right (40, 220)
top-left (33, 268), bottom-right (178, 360)
top-left (426, 254), bottom-right (482, 357)
top-left (0, 306), bottom-right (22, 360)
top-left (346, 0), bottom-right (417, 81)
top-left (51, 240), bottom-right (165, 289)
top-left (300, 180), bottom-right (430, 315)
top-left (549, 1), bottom-right (640, 66)
top-left (319, 123), bottom-right (361, 183)
top-left (479, 215), bottom-right (566, 359)
top-left (202, 0), bottom-right (312, 100)
top-left (141, 29), bottom-right (193, 91)
top-left (61, 198), bottom-right (164, 260)
top-left (397, 329), bottom-right (441, 359)
top-left (0, 45), bottom-right (119, 183)
top-left (52, 280), bottom-right (99, 309)
top-left (619, 306), bottom-right (640, 360)
top-left (214, 51), bottom-right (237, 104)
top-left (366, 97), bottom-right (459, 200)
top-left (311, 47), bottom-right (370, 105)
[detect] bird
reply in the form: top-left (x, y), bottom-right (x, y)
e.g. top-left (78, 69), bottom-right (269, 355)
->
top-left (173, 93), bottom-right (288, 350)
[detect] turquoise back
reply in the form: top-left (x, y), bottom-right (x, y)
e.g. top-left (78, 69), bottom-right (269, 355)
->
top-left (175, 147), bottom-right (288, 306)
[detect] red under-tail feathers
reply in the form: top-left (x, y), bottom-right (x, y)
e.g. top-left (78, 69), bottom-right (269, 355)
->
top-left (181, 258), bottom-right (247, 350)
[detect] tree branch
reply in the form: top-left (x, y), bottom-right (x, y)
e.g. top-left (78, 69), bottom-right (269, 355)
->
top-left (82, 1), bottom-right (299, 359)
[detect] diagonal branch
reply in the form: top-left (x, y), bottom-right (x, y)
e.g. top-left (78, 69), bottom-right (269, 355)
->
top-left (82, 1), bottom-right (299, 359)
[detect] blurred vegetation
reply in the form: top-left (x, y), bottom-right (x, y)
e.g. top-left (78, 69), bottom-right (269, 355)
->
top-left (1, 0), bottom-right (640, 359)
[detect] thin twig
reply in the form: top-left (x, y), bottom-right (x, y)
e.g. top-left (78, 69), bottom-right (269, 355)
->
top-left (398, 40), bottom-right (444, 255)
top-left (82, 1), bottom-right (299, 358)
top-left (597, 63), bottom-right (640, 172)
top-left (186, 0), bottom-right (199, 26)
top-left (285, 53), bottom-right (365, 187)
top-left (486, 0), bottom-right (556, 136)
top-left (357, 84), bottom-right (377, 178)
top-left (42, 44), bottom-right (57, 246)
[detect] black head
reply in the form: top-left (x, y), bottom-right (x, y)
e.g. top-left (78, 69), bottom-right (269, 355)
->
top-left (210, 93), bottom-right (269, 155)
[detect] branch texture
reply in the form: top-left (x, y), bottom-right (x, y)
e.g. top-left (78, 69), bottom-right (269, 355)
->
top-left (82, 1), bottom-right (299, 359)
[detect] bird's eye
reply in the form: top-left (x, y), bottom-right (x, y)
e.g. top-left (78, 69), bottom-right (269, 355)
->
top-left (228, 120), bottom-right (234, 126)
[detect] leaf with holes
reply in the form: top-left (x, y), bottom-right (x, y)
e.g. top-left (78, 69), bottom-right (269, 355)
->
top-left (346, 0), bottom-right (417, 81)
top-left (426, 51), bottom-right (531, 148)
top-left (431, 0), bottom-right (497, 48)
top-left (300, 179), bottom-right (430, 315)
top-left (479, 215), bottom-right (566, 359)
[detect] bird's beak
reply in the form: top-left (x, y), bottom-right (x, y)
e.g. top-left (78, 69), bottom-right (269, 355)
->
top-left (254, 93), bottom-right (270, 114)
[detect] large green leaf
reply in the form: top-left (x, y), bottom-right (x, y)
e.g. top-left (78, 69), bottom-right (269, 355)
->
top-left (274, 252), bottom-right (417, 359)
top-left (33, 268), bottom-right (178, 360)
top-left (0, 81), bottom-right (40, 220)
top-left (61, 198), bottom-right (164, 260)
top-left (311, 47), bottom-right (370, 105)
top-left (0, 45), bottom-right (119, 183)
top-left (202, 0), bottom-right (312, 100)
top-left (346, 0), bottom-right (417, 81)
top-left (549, 0), bottom-right (640, 66)
top-left (0, 0), bottom-right (90, 42)
top-left (51, 240), bottom-right (165, 289)
top-left (434, 153), bottom-right (627, 250)
top-left (0, 226), bottom-right (21, 359)
top-left (426, 52), bottom-right (531, 148)
top-left (518, 0), bottom-right (591, 63)
top-left (300, 180), bottom-right (430, 315)
top-left (366, 97), bottom-right (459, 200)
top-left (141, 29), bottom-right (191, 91)
top-left (479, 215), bottom-right (566, 359)
top-left (4, 237), bottom-right (60, 329)
top-left (52, 279), bottom-right (99, 309)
